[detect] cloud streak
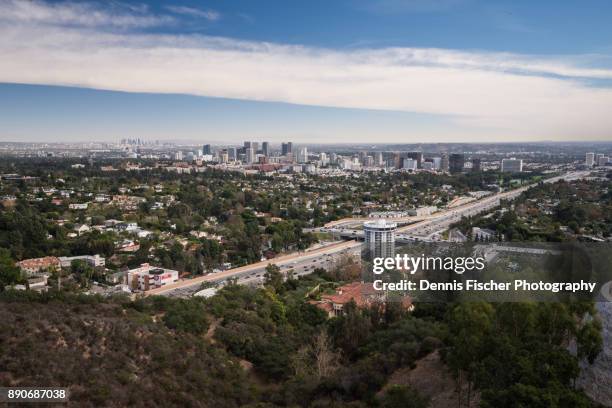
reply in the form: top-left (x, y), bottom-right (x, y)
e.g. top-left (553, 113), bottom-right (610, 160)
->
top-left (0, 0), bottom-right (173, 28)
top-left (0, 0), bottom-right (611, 140)
top-left (165, 5), bottom-right (220, 21)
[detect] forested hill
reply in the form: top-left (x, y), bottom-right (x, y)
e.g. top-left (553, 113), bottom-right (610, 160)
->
top-left (0, 292), bottom-right (253, 407)
top-left (0, 268), bottom-right (603, 407)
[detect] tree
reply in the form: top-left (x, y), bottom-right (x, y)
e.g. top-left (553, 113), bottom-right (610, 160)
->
top-left (445, 303), bottom-right (494, 407)
top-left (264, 264), bottom-right (283, 293)
top-left (0, 248), bottom-right (21, 290)
top-left (328, 301), bottom-right (372, 359)
top-left (71, 259), bottom-right (94, 288)
top-left (329, 254), bottom-right (362, 281)
top-left (576, 318), bottom-right (603, 364)
top-left (312, 331), bottom-right (341, 380)
top-left (445, 302), bottom-right (600, 408)
top-left (380, 385), bottom-right (429, 408)
top-left (163, 299), bottom-right (209, 335)
top-left (291, 331), bottom-right (341, 381)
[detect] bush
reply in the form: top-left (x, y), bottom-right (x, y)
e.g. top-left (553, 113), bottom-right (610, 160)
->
top-left (163, 299), bottom-right (209, 335)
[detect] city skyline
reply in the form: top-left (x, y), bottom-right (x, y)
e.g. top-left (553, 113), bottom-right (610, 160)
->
top-left (1, 0), bottom-right (612, 143)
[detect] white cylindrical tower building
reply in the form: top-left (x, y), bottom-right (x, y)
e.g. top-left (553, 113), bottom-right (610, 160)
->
top-left (364, 219), bottom-right (397, 258)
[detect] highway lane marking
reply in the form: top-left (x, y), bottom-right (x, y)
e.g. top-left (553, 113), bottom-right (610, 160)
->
top-left (143, 239), bottom-right (362, 296)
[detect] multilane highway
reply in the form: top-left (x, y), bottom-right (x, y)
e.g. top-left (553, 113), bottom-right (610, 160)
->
top-left (147, 171), bottom-right (588, 297)
top-left (396, 170), bottom-right (589, 238)
top-left (144, 239), bottom-right (361, 297)
top-left (318, 171), bottom-right (589, 241)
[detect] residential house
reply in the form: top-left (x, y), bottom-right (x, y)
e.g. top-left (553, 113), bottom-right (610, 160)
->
top-left (116, 222), bottom-right (138, 232)
top-left (17, 256), bottom-right (60, 276)
top-left (74, 224), bottom-right (91, 235)
top-left (313, 282), bottom-right (386, 318)
top-left (69, 203), bottom-right (88, 210)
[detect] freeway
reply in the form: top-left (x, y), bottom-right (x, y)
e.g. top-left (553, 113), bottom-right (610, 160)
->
top-left (314, 186), bottom-right (526, 241)
top-left (317, 171), bottom-right (590, 241)
top-left (144, 239), bottom-right (362, 297)
top-left (324, 215), bottom-right (430, 228)
top-left (147, 170), bottom-right (589, 297)
top-left (395, 170), bottom-right (590, 238)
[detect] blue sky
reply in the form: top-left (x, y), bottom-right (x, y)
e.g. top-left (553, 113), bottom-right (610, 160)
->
top-left (0, 83), bottom-right (456, 144)
top-left (139, 0), bottom-right (612, 55)
top-left (1, 0), bottom-right (612, 143)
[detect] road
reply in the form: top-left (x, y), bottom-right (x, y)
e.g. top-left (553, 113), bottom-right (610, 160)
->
top-left (144, 239), bottom-right (362, 297)
top-left (147, 170), bottom-right (588, 297)
top-left (395, 170), bottom-right (590, 238)
top-left (394, 170), bottom-right (589, 238)
top-left (324, 215), bottom-right (430, 229)
top-left (315, 170), bottom-right (590, 241)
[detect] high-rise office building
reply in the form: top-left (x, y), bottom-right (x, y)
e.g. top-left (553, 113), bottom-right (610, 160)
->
top-left (449, 153), bottom-right (464, 174)
top-left (402, 158), bottom-right (417, 171)
top-left (375, 152), bottom-right (384, 167)
top-left (203, 144), bottom-right (212, 155)
top-left (432, 157), bottom-right (442, 170)
top-left (597, 156), bottom-right (609, 166)
top-left (586, 152), bottom-right (595, 167)
top-left (252, 142), bottom-right (259, 153)
top-left (595, 153), bottom-right (604, 165)
top-left (227, 147), bottom-right (237, 161)
top-left (501, 158), bottom-right (523, 173)
top-left (358, 151), bottom-right (368, 165)
top-left (298, 147), bottom-right (308, 163)
top-left (262, 142), bottom-right (269, 157)
top-left (422, 161), bottom-right (434, 171)
top-left (320, 152), bottom-right (329, 166)
top-left (394, 152), bottom-right (402, 169)
top-left (406, 152), bottom-right (423, 168)
top-left (174, 151), bottom-right (183, 161)
top-left (245, 148), bottom-right (255, 164)
top-left (441, 153), bottom-right (449, 172)
top-left (364, 219), bottom-right (396, 259)
top-left (471, 158), bottom-right (481, 172)
top-left (281, 142), bottom-right (293, 156)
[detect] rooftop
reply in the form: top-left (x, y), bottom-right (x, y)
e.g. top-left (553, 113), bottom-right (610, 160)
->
top-left (364, 219), bottom-right (397, 229)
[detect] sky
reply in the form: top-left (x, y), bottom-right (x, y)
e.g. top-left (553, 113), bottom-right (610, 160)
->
top-left (1, 0), bottom-right (612, 144)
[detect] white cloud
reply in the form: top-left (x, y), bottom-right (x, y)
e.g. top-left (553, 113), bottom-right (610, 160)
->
top-left (0, 0), bottom-right (611, 141)
top-left (165, 5), bottom-right (220, 21)
top-left (0, 0), bottom-right (173, 28)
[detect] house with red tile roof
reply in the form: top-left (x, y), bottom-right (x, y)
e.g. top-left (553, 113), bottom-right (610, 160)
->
top-left (17, 256), bottom-right (60, 276)
top-left (312, 282), bottom-right (412, 318)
